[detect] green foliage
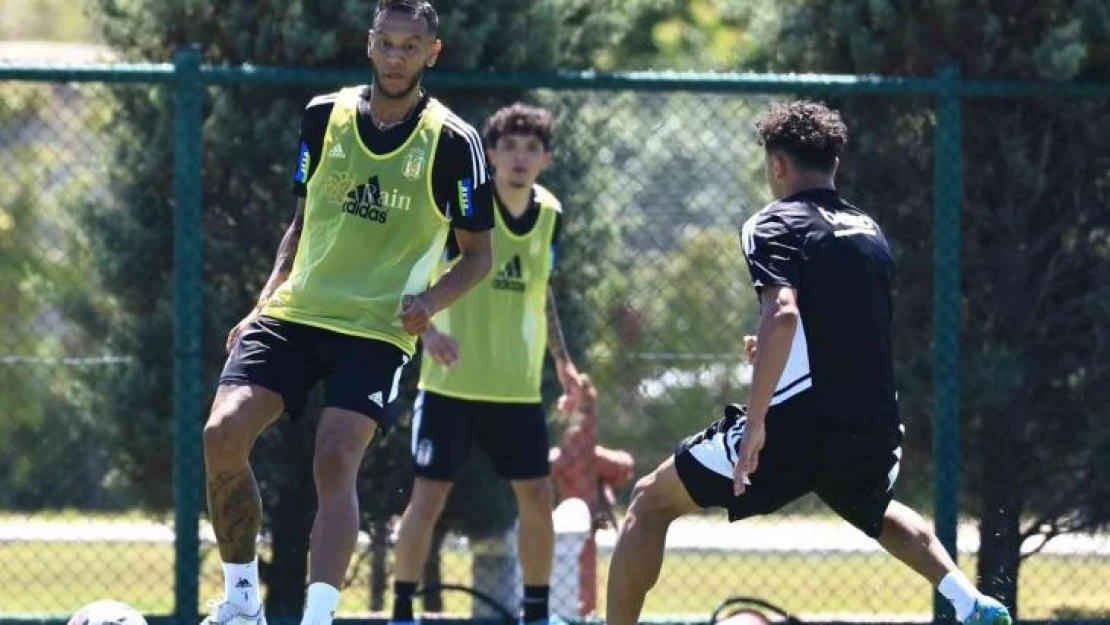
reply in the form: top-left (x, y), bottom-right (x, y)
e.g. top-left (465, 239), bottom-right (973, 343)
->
top-left (592, 229), bottom-right (757, 465)
top-left (609, 0), bottom-right (752, 70)
top-left (0, 0), bottom-right (95, 42)
top-left (0, 84), bottom-right (132, 511)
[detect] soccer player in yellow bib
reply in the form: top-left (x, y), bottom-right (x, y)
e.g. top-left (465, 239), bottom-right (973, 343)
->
top-left (389, 104), bottom-right (585, 625)
top-left (200, 3), bottom-right (493, 625)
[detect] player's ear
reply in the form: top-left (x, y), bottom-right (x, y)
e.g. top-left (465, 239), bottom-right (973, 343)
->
top-left (427, 38), bottom-right (443, 68)
top-left (768, 152), bottom-right (787, 180)
top-left (777, 153), bottom-right (793, 179)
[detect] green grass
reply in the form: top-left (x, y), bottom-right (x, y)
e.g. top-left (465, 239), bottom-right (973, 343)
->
top-left (1, 543), bottom-right (1107, 620)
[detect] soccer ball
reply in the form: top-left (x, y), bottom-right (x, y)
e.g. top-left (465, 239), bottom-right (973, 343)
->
top-left (67, 601), bottom-right (148, 625)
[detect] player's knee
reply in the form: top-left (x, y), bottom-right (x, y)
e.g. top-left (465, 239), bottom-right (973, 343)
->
top-left (630, 472), bottom-right (658, 504)
top-left (627, 474), bottom-right (666, 521)
top-left (202, 410), bottom-right (252, 465)
top-left (408, 480), bottom-right (451, 518)
top-left (204, 388), bottom-right (276, 464)
top-left (313, 432), bottom-right (368, 491)
top-left (513, 478), bottom-right (554, 514)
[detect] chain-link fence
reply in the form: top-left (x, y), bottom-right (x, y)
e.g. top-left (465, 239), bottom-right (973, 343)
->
top-left (2, 51), bottom-right (1108, 625)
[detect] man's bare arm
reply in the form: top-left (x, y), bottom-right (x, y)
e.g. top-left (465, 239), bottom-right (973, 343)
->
top-left (423, 228), bottom-right (493, 313)
top-left (546, 286), bottom-right (571, 364)
top-left (225, 199), bottom-right (304, 352)
top-left (745, 285), bottom-right (799, 421)
top-left (253, 199), bottom-right (305, 312)
top-left (399, 228), bottom-right (491, 335)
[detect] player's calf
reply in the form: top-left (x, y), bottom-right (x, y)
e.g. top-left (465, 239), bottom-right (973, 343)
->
top-left (606, 458), bottom-right (699, 625)
top-left (391, 479), bottom-right (454, 625)
top-left (879, 502), bottom-right (1011, 625)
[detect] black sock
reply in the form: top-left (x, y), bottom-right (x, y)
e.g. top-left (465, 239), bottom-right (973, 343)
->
top-left (392, 581), bottom-right (418, 622)
top-left (522, 585), bottom-right (550, 623)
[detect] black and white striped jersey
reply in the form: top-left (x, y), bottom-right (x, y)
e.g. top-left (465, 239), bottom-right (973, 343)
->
top-left (292, 87), bottom-right (494, 232)
top-left (740, 188), bottom-right (898, 426)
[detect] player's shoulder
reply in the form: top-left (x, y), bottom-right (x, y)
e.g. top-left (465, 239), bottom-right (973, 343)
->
top-left (765, 195), bottom-right (817, 219)
top-left (743, 199), bottom-right (790, 230)
top-left (430, 102), bottom-right (488, 180)
top-left (304, 89), bottom-right (339, 111)
top-left (304, 85), bottom-right (363, 112)
top-left (740, 199), bottom-right (810, 254)
top-left (435, 103), bottom-right (484, 147)
top-left (746, 196), bottom-right (819, 232)
top-left (532, 184), bottom-right (563, 213)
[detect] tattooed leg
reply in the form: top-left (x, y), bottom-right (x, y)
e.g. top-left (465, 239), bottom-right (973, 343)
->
top-left (203, 384), bottom-right (283, 563)
top-left (208, 469), bottom-right (263, 562)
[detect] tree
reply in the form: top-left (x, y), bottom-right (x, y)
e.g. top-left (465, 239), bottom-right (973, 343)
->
top-left (592, 228), bottom-right (758, 466)
top-left (0, 83), bottom-right (129, 511)
top-left (737, 0), bottom-right (1110, 614)
top-left (83, 0), bottom-right (656, 612)
top-left (607, 0), bottom-right (749, 70)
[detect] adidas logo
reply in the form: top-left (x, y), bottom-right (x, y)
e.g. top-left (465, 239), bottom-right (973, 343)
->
top-left (492, 255), bottom-right (525, 292)
top-left (235, 578), bottom-right (252, 588)
top-left (368, 391), bottom-right (384, 407)
top-left (341, 175), bottom-right (414, 224)
top-left (329, 142), bottom-right (346, 159)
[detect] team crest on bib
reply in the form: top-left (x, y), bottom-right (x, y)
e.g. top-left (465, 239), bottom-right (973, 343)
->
top-left (403, 148), bottom-right (426, 181)
top-left (415, 439), bottom-right (434, 467)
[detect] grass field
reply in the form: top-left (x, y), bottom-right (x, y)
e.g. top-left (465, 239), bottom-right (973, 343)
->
top-left (2, 542), bottom-right (1107, 620)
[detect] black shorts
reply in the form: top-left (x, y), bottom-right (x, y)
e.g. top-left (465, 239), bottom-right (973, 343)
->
top-left (219, 316), bottom-right (410, 429)
top-left (674, 399), bottom-right (903, 538)
top-left (410, 390), bottom-right (550, 481)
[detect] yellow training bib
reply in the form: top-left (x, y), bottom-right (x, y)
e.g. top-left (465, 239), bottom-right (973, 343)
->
top-left (420, 185), bottom-right (561, 401)
top-left (265, 87), bottom-right (450, 355)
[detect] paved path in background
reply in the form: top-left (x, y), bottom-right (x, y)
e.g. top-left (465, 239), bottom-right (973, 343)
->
top-left (2, 517), bottom-right (1107, 556)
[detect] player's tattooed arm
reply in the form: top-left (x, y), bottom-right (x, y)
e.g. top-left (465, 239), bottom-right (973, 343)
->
top-left (547, 287), bottom-right (584, 412)
top-left (256, 198), bottom-right (305, 308)
top-left (225, 200), bottom-right (305, 352)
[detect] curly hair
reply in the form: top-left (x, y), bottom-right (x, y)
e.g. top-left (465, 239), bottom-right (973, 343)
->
top-left (374, 0), bottom-right (438, 34)
top-left (755, 101), bottom-right (848, 173)
top-left (483, 103), bottom-right (554, 150)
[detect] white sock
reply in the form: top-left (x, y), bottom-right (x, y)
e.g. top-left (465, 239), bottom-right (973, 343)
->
top-left (300, 582), bottom-right (341, 625)
top-left (222, 558), bottom-right (263, 614)
top-left (938, 571), bottom-right (979, 620)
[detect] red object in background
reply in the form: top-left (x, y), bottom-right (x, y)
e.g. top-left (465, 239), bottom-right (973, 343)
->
top-left (549, 377), bottom-right (634, 616)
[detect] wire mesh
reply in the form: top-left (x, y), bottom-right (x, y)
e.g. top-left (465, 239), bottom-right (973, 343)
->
top-left (0, 63), bottom-right (1107, 624)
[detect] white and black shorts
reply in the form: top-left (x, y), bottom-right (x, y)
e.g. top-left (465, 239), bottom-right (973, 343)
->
top-left (674, 399), bottom-right (903, 538)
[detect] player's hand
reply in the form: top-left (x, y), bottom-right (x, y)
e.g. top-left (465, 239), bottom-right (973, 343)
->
top-left (225, 310), bottom-right (260, 354)
top-left (555, 360), bottom-right (585, 413)
top-left (399, 293), bottom-right (435, 335)
top-left (743, 335), bottom-right (758, 364)
top-left (422, 327), bottom-right (459, 366)
top-left (734, 416), bottom-right (766, 496)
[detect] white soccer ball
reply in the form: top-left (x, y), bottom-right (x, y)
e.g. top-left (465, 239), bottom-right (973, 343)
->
top-left (67, 601), bottom-right (148, 625)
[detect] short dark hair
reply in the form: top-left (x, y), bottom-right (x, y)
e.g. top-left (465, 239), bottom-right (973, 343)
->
top-left (755, 100), bottom-right (848, 172)
top-left (373, 0), bottom-right (438, 35)
top-left (483, 103), bottom-right (554, 150)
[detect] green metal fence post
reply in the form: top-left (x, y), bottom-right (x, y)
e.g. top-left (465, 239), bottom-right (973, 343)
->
top-left (173, 44), bottom-right (204, 625)
top-left (932, 63), bottom-right (963, 624)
